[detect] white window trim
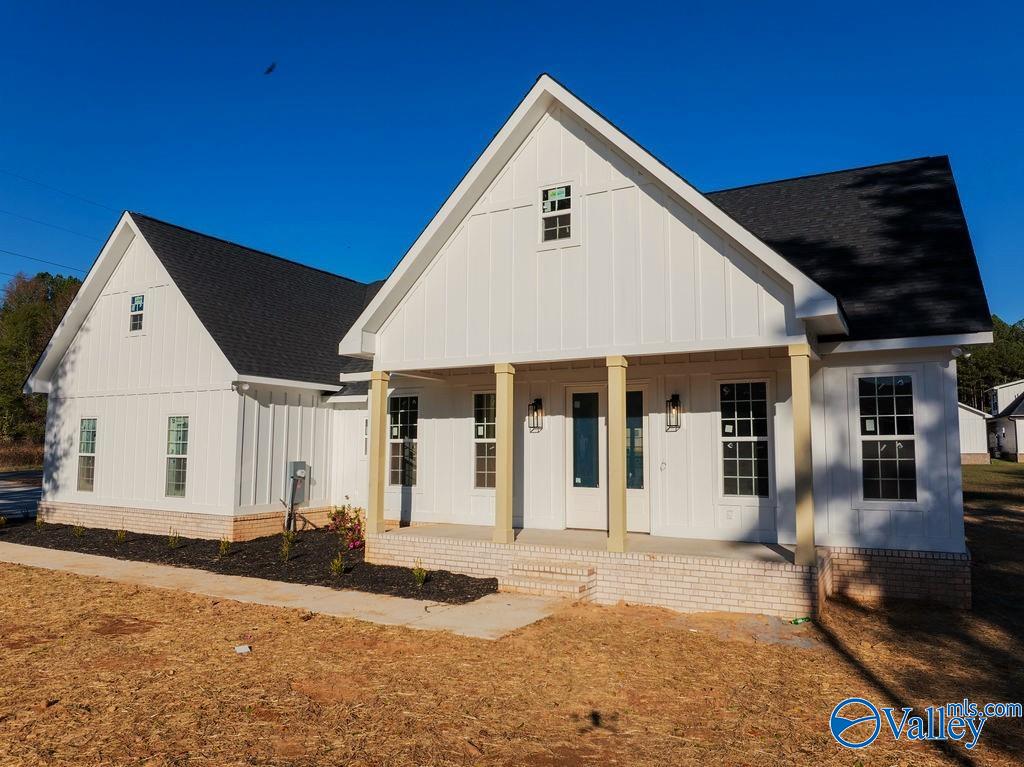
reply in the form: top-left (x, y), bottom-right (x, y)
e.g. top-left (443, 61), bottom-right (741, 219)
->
top-left (77, 416), bottom-right (98, 493)
top-left (471, 390), bottom-right (496, 493)
top-left (164, 414), bottom-right (190, 499)
top-left (714, 374), bottom-right (777, 508)
top-left (127, 292), bottom-right (146, 337)
top-left (537, 179), bottom-right (581, 251)
top-left (847, 369), bottom-right (924, 511)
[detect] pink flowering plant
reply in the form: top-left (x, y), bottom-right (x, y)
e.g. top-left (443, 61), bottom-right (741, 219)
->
top-left (326, 504), bottom-right (365, 551)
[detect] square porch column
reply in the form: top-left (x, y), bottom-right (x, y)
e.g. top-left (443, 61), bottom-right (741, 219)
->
top-left (789, 344), bottom-right (816, 566)
top-left (366, 370), bottom-right (390, 535)
top-left (494, 363), bottom-right (515, 544)
top-left (607, 355), bottom-right (628, 553)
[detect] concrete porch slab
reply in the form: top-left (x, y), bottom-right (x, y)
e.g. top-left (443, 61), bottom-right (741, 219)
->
top-left (0, 541), bottom-right (559, 640)
top-left (387, 522), bottom-right (797, 563)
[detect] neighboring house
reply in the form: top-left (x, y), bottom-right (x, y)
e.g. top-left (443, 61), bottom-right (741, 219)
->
top-left (986, 379), bottom-right (1024, 461)
top-left (27, 75), bottom-right (991, 615)
top-left (957, 402), bottom-right (990, 464)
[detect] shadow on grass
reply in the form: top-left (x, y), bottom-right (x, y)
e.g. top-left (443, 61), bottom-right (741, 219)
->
top-left (811, 462), bottom-right (1024, 763)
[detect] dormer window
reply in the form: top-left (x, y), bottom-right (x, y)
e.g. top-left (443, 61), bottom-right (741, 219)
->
top-left (541, 185), bottom-right (571, 242)
top-left (129, 294), bottom-right (144, 332)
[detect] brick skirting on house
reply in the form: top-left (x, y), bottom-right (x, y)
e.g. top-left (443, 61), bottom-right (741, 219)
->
top-left (366, 532), bottom-right (972, 615)
top-left (959, 452), bottom-right (990, 465)
top-left (818, 546), bottom-right (971, 609)
top-left (36, 501), bottom-right (338, 542)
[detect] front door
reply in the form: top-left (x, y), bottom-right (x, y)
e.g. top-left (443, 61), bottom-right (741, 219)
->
top-left (565, 388), bottom-right (607, 529)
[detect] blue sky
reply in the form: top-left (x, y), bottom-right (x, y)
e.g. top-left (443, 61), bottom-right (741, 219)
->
top-left (1, 1), bottom-right (1021, 321)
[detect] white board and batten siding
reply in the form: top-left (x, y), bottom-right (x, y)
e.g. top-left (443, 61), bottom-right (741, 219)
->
top-left (385, 354), bottom-right (798, 544)
top-left (235, 388), bottom-right (369, 512)
top-left (376, 106), bottom-right (801, 371)
top-left (957, 403), bottom-right (988, 456)
top-left (43, 234), bottom-right (238, 513)
top-left (812, 350), bottom-right (966, 553)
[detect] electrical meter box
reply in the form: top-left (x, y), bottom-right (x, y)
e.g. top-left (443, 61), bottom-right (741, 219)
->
top-left (286, 460), bottom-right (307, 507)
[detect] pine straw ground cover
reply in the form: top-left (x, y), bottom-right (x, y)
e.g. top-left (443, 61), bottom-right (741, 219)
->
top-left (0, 462), bottom-right (1020, 766)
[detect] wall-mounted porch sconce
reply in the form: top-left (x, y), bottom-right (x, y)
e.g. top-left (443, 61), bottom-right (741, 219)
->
top-left (528, 398), bottom-right (544, 432)
top-left (665, 394), bottom-right (681, 431)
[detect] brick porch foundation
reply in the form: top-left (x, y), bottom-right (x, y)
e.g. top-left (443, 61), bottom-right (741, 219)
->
top-left (366, 531), bottom-right (817, 618)
top-left (366, 532), bottom-right (972, 615)
top-left (959, 452), bottom-right (990, 465)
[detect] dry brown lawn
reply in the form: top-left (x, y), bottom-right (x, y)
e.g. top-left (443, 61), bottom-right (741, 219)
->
top-left (0, 462), bottom-right (1021, 766)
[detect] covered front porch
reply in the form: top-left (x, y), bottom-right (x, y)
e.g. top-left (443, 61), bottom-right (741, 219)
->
top-left (360, 346), bottom-right (818, 566)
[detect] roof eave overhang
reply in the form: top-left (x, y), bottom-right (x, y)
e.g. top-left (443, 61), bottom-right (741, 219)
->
top-left (339, 75), bottom-right (842, 359)
top-left (818, 331), bottom-right (993, 356)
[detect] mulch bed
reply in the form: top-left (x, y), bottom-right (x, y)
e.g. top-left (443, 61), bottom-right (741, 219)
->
top-left (0, 520), bottom-right (497, 604)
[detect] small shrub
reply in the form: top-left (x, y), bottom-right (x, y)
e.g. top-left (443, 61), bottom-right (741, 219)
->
top-left (114, 528), bottom-right (127, 544)
top-left (72, 525), bottom-right (85, 538)
top-left (167, 528), bottom-right (181, 550)
top-left (218, 537), bottom-right (231, 558)
top-left (280, 530), bottom-right (297, 563)
top-left (326, 504), bottom-right (365, 551)
top-left (0, 515), bottom-right (6, 527)
top-left (35, 515), bottom-right (44, 529)
top-left (412, 559), bottom-right (429, 588)
top-left (330, 550), bottom-right (346, 577)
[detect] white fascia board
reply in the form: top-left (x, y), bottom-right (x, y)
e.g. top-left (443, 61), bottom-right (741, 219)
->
top-left (24, 212), bottom-right (137, 395)
top-left (988, 379), bottom-right (1024, 391)
top-left (338, 371), bottom-right (372, 383)
top-left (338, 74), bottom-right (842, 356)
top-left (957, 402), bottom-right (990, 419)
top-left (338, 81), bottom-right (555, 356)
top-left (234, 375), bottom-right (341, 392)
top-left (323, 393), bottom-right (368, 406)
top-left (819, 331), bottom-right (993, 355)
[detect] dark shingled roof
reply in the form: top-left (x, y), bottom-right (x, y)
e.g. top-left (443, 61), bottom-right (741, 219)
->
top-left (130, 213), bottom-right (373, 387)
top-left (706, 156), bottom-right (991, 342)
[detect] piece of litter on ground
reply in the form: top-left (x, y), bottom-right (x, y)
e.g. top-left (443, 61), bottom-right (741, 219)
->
top-left (688, 629), bottom-right (699, 633)
top-left (789, 617), bottom-right (811, 625)
top-left (234, 645), bottom-right (252, 654)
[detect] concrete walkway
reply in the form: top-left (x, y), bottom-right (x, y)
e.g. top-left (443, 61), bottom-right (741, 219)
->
top-left (0, 541), bottom-right (559, 640)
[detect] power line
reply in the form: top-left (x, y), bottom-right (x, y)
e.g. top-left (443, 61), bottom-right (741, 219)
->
top-left (0, 169), bottom-right (118, 213)
top-left (0, 208), bottom-right (102, 240)
top-left (0, 246), bottom-right (87, 274)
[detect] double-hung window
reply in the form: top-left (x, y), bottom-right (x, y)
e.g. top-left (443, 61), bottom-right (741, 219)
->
top-left (858, 375), bottom-right (916, 501)
top-left (540, 185), bottom-right (571, 242)
top-left (720, 382), bottom-right (770, 497)
top-left (77, 418), bottom-right (96, 492)
top-left (165, 416), bottom-right (189, 497)
top-left (388, 396), bottom-right (418, 486)
top-left (473, 393), bottom-right (496, 488)
top-left (129, 294), bottom-right (144, 332)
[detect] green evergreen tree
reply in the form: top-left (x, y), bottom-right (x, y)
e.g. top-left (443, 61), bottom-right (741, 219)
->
top-left (956, 315), bottom-right (1024, 411)
top-left (0, 272), bottom-right (81, 444)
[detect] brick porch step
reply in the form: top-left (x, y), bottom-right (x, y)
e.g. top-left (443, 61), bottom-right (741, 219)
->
top-left (499, 575), bottom-right (593, 599)
top-left (510, 559), bottom-right (596, 580)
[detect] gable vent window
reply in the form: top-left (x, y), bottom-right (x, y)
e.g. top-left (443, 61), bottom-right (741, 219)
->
top-left (541, 185), bottom-right (571, 242)
top-left (129, 294), bottom-right (144, 332)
